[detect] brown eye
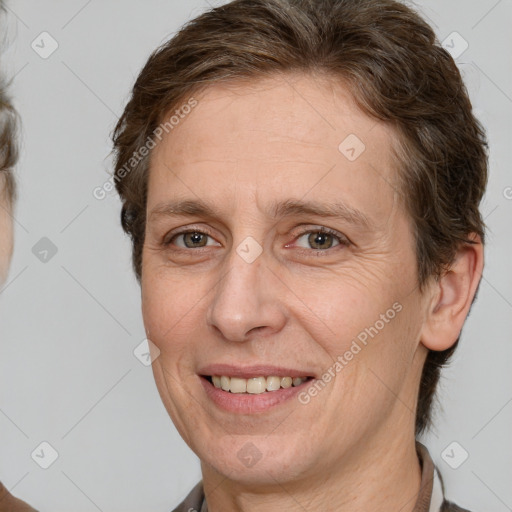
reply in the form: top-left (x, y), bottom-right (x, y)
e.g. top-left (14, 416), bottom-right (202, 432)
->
top-left (167, 230), bottom-right (220, 249)
top-left (293, 229), bottom-right (346, 251)
top-left (182, 232), bottom-right (208, 248)
top-left (307, 232), bottom-right (336, 250)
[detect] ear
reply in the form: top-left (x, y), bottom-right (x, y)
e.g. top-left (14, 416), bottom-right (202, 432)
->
top-left (421, 234), bottom-right (484, 351)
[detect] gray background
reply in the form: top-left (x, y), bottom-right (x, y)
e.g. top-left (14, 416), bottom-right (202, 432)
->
top-left (0, 1), bottom-right (510, 511)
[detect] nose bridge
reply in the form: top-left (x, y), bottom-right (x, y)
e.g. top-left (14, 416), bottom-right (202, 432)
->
top-left (207, 239), bottom-right (285, 342)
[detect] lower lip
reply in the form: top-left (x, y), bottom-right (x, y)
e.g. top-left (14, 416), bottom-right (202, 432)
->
top-left (200, 376), bottom-right (313, 413)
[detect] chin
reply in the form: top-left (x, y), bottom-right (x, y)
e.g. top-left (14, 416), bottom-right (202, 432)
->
top-left (196, 433), bottom-right (317, 485)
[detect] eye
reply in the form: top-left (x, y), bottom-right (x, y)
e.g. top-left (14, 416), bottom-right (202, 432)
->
top-left (166, 229), bottom-right (220, 249)
top-left (291, 228), bottom-right (349, 251)
top-left (163, 227), bottom-right (348, 253)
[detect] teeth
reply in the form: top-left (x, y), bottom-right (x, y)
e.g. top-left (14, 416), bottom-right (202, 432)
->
top-left (280, 377), bottom-right (292, 388)
top-left (210, 375), bottom-right (308, 393)
top-left (230, 377), bottom-right (247, 393)
top-left (266, 376), bottom-right (281, 391)
top-left (220, 376), bottom-right (230, 391)
top-left (247, 377), bottom-right (266, 394)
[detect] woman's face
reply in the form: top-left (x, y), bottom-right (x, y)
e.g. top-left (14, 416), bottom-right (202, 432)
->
top-left (141, 74), bottom-right (430, 486)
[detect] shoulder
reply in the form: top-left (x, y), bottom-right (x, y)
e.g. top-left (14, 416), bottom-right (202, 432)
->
top-left (442, 499), bottom-right (473, 512)
top-left (0, 481), bottom-right (39, 512)
top-left (170, 481), bottom-right (204, 512)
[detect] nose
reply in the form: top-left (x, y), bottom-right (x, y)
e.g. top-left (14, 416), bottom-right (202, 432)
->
top-left (206, 244), bottom-right (287, 343)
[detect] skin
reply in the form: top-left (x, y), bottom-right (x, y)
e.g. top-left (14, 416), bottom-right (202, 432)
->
top-left (141, 73), bottom-right (483, 512)
top-left (0, 185), bottom-right (38, 511)
top-left (0, 187), bottom-right (13, 285)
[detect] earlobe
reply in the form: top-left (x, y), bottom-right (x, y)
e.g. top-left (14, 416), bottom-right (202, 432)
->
top-left (421, 234), bottom-right (484, 352)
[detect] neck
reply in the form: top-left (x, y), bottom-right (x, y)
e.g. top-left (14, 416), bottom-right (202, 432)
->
top-left (201, 430), bottom-right (422, 512)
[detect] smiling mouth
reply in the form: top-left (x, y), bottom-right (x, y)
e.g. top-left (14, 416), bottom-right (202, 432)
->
top-left (203, 375), bottom-right (314, 394)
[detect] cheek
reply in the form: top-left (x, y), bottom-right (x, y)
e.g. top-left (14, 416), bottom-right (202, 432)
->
top-left (141, 270), bottom-right (172, 348)
top-left (140, 268), bottom-right (209, 353)
top-left (286, 270), bottom-right (401, 341)
top-left (286, 269), bottom-right (422, 389)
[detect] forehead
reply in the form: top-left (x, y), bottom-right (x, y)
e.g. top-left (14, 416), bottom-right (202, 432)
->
top-left (148, 73), bottom-right (401, 221)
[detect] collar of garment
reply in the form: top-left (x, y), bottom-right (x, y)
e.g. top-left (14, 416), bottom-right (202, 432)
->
top-left (175, 442), bottom-right (444, 512)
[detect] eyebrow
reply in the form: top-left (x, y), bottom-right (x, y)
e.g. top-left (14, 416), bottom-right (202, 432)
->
top-left (149, 198), bottom-right (372, 229)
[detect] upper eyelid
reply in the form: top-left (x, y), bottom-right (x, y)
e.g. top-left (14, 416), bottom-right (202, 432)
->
top-left (165, 225), bottom-right (349, 248)
top-left (288, 228), bottom-right (350, 248)
top-left (165, 227), bottom-right (217, 245)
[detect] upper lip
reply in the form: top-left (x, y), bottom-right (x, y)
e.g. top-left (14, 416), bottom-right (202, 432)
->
top-left (198, 364), bottom-right (315, 379)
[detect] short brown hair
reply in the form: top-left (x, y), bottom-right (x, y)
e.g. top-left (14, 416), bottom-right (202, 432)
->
top-left (112, 0), bottom-right (488, 435)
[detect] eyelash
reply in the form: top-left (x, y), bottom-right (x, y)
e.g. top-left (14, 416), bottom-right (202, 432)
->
top-left (290, 227), bottom-right (350, 254)
top-left (164, 226), bottom-right (350, 254)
